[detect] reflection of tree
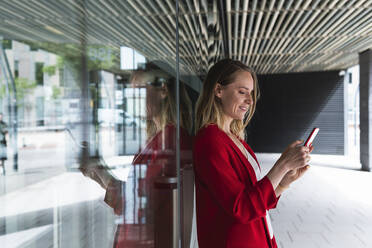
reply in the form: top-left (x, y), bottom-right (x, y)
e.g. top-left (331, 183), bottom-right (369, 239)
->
top-left (42, 65), bottom-right (56, 76)
top-left (26, 42), bottom-right (119, 81)
top-left (41, 65), bottom-right (63, 100)
top-left (0, 77), bottom-right (37, 126)
top-left (32, 42), bottom-right (117, 97)
top-left (52, 85), bottom-right (62, 100)
top-left (0, 77), bottom-right (37, 108)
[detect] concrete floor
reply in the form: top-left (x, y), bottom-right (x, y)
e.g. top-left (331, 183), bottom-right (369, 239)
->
top-left (1, 154), bottom-right (371, 248)
top-left (258, 155), bottom-right (372, 248)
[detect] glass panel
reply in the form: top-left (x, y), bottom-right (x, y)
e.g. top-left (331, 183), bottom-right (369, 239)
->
top-left (0, 1), bottom-right (192, 248)
top-left (177, 1), bottom-right (222, 246)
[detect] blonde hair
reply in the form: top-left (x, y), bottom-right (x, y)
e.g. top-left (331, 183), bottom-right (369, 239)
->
top-left (155, 75), bottom-right (192, 138)
top-left (195, 59), bottom-right (260, 139)
top-left (132, 68), bottom-right (192, 140)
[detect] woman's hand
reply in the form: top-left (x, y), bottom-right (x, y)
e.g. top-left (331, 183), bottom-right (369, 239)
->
top-left (280, 145), bottom-right (313, 186)
top-left (267, 141), bottom-right (312, 194)
top-left (275, 145), bottom-right (314, 196)
top-left (280, 165), bottom-right (309, 186)
top-left (277, 140), bottom-right (311, 171)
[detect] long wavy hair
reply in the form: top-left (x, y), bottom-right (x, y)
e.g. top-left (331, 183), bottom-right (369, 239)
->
top-left (150, 75), bottom-right (192, 139)
top-left (195, 59), bottom-right (260, 139)
top-left (131, 66), bottom-right (192, 140)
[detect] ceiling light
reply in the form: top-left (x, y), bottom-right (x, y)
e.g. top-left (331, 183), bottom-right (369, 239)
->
top-left (44, 25), bottom-right (64, 35)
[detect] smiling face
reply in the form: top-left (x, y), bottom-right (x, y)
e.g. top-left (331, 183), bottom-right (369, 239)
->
top-left (214, 70), bottom-right (254, 123)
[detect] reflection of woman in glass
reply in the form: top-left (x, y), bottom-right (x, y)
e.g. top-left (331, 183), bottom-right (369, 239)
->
top-left (131, 65), bottom-right (193, 175)
top-left (82, 62), bottom-right (193, 247)
top-left (125, 65), bottom-right (193, 247)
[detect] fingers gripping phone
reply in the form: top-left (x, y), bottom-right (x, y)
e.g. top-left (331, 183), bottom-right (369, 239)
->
top-left (304, 128), bottom-right (319, 147)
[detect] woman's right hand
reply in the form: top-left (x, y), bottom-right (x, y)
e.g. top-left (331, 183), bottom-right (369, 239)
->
top-left (277, 140), bottom-right (310, 171)
top-left (266, 140), bottom-right (311, 194)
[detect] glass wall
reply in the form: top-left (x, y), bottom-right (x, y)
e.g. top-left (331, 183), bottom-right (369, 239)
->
top-left (0, 1), bottom-right (201, 247)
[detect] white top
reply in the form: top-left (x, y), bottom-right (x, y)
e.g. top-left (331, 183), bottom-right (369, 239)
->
top-left (243, 146), bottom-right (274, 239)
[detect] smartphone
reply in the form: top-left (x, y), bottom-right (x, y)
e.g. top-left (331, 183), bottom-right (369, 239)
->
top-left (304, 128), bottom-right (319, 147)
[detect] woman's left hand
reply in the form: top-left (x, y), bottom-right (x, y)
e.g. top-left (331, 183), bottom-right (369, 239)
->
top-left (280, 165), bottom-right (309, 187)
top-left (278, 145), bottom-right (314, 189)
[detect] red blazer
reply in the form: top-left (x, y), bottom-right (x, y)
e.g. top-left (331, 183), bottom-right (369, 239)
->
top-left (193, 124), bottom-right (279, 248)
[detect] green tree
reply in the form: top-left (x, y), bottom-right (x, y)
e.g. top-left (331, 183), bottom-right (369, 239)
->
top-left (52, 85), bottom-right (62, 99)
top-left (42, 65), bottom-right (56, 76)
top-left (0, 78), bottom-right (37, 106)
top-left (14, 78), bottom-right (38, 102)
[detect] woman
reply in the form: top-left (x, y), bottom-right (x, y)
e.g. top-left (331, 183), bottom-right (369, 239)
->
top-left (193, 59), bottom-right (313, 248)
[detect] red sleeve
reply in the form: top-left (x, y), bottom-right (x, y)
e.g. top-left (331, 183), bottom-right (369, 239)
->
top-left (194, 134), bottom-right (278, 224)
top-left (244, 142), bottom-right (281, 209)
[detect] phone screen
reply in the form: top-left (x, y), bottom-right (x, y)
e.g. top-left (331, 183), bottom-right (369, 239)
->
top-left (304, 128), bottom-right (319, 147)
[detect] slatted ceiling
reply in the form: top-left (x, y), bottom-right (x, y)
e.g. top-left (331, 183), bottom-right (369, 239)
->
top-left (178, 0), bottom-right (224, 73)
top-left (0, 1), bottom-right (371, 75)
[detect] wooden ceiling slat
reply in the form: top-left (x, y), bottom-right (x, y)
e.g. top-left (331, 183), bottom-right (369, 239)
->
top-left (0, 0), bottom-right (370, 75)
